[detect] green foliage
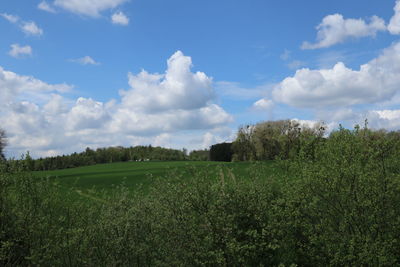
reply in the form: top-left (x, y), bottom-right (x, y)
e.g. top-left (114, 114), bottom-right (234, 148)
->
top-left (232, 120), bottom-right (325, 161)
top-left (0, 129), bottom-right (6, 161)
top-left (2, 125), bottom-right (400, 265)
top-left (280, 125), bottom-right (400, 265)
top-left (209, 142), bottom-right (233, 162)
top-left (188, 149), bottom-right (209, 161)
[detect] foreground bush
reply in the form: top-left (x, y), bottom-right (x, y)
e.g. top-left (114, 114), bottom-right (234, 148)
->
top-left (1, 126), bottom-right (400, 266)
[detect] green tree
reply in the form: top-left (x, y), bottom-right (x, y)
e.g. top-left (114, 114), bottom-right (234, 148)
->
top-left (0, 129), bottom-right (6, 161)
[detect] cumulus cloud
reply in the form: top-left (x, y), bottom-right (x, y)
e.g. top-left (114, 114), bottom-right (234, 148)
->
top-left (302, 14), bottom-right (386, 49)
top-left (38, 1), bottom-right (57, 13)
top-left (0, 66), bottom-right (72, 109)
top-left (21, 21), bottom-right (44, 36)
top-left (111, 11), bottom-right (129, 25)
top-left (53, 0), bottom-right (128, 17)
top-left (66, 98), bottom-right (110, 131)
top-left (0, 51), bottom-right (233, 158)
top-left (368, 109), bottom-right (400, 130)
top-left (389, 0), bottom-right (400, 34)
top-left (316, 108), bottom-right (400, 132)
top-left (70, 56), bottom-right (100, 65)
top-left (8, 44), bottom-right (32, 58)
top-left (109, 104), bottom-right (232, 136)
top-left (272, 41), bottom-right (400, 108)
top-left (121, 51), bottom-right (214, 112)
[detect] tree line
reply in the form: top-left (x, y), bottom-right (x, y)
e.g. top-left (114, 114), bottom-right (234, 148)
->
top-left (0, 136), bottom-right (209, 171)
top-left (208, 119), bottom-right (326, 162)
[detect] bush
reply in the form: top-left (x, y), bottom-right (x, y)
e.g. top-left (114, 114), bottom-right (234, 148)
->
top-left (1, 126), bottom-right (400, 265)
top-left (280, 126), bottom-right (400, 265)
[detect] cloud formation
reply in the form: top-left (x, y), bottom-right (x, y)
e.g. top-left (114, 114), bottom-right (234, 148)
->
top-left (21, 21), bottom-right (44, 36)
top-left (0, 67), bottom-right (72, 109)
top-left (0, 51), bottom-right (232, 158)
top-left (121, 51), bottom-right (215, 112)
top-left (1, 14), bottom-right (43, 36)
top-left (1, 13), bottom-right (19, 23)
top-left (111, 11), bottom-right (129, 25)
top-left (38, 1), bottom-right (57, 13)
top-left (53, 0), bottom-right (128, 17)
top-left (302, 14), bottom-right (386, 49)
top-left (9, 44), bottom-right (32, 58)
top-left (273, 42), bottom-right (400, 108)
top-left (389, 0), bottom-right (400, 34)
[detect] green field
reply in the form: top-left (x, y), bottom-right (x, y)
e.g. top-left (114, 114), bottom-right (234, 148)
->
top-left (34, 161), bottom-right (273, 194)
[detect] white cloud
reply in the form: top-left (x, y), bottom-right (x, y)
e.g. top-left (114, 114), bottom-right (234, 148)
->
top-left (302, 14), bottom-right (386, 49)
top-left (0, 51), bottom-right (233, 158)
top-left (66, 98), bottom-right (110, 131)
top-left (38, 1), bottom-right (57, 13)
top-left (272, 42), bottom-right (400, 108)
top-left (368, 109), bottom-right (400, 130)
top-left (1, 13), bottom-right (43, 36)
top-left (315, 108), bottom-right (400, 132)
top-left (252, 98), bottom-right (274, 111)
top-left (70, 56), bottom-right (100, 65)
top-left (21, 21), bottom-right (43, 36)
top-left (121, 51), bottom-right (214, 112)
top-left (109, 104), bottom-right (232, 136)
top-left (8, 44), bottom-right (32, 58)
top-left (1, 13), bottom-right (19, 23)
top-left (54, 0), bottom-right (128, 17)
top-left (111, 11), bottom-right (129, 25)
top-left (389, 0), bottom-right (400, 34)
top-left (0, 66), bottom-right (72, 109)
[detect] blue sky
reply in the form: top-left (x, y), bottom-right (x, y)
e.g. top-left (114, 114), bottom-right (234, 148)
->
top-left (1, 0), bottom-right (400, 158)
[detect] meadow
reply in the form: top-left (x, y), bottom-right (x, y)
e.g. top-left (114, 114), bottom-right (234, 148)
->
top-left (33, 160), bottom-right (268, 195)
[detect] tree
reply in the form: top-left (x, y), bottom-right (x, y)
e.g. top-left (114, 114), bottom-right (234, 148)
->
top-left (0, 129), bottom-right (6, 161)
top-left (232, 120), bottom-right (326, 161)
top-left (231, 125), bottom-right (256, 161)
top-left (209, 142), bottom-right (233, 162)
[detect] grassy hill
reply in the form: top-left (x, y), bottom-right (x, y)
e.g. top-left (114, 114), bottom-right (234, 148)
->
top-left (33, 161), bottom-right (272, 195)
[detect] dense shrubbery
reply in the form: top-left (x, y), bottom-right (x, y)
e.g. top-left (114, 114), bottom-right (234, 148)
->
top-left (1, 126), bottom-right (400, 265)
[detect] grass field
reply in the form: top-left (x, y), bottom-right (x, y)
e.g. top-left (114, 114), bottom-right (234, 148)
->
top-left (34, 161), bottom-right (276, 195)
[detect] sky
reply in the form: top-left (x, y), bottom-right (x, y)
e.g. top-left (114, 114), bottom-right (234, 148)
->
top-left (1, 0), bottom-right (400, 158)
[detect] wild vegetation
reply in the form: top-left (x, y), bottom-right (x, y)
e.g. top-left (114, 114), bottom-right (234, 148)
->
top-left (1, 124), bottom-right (400, 265)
